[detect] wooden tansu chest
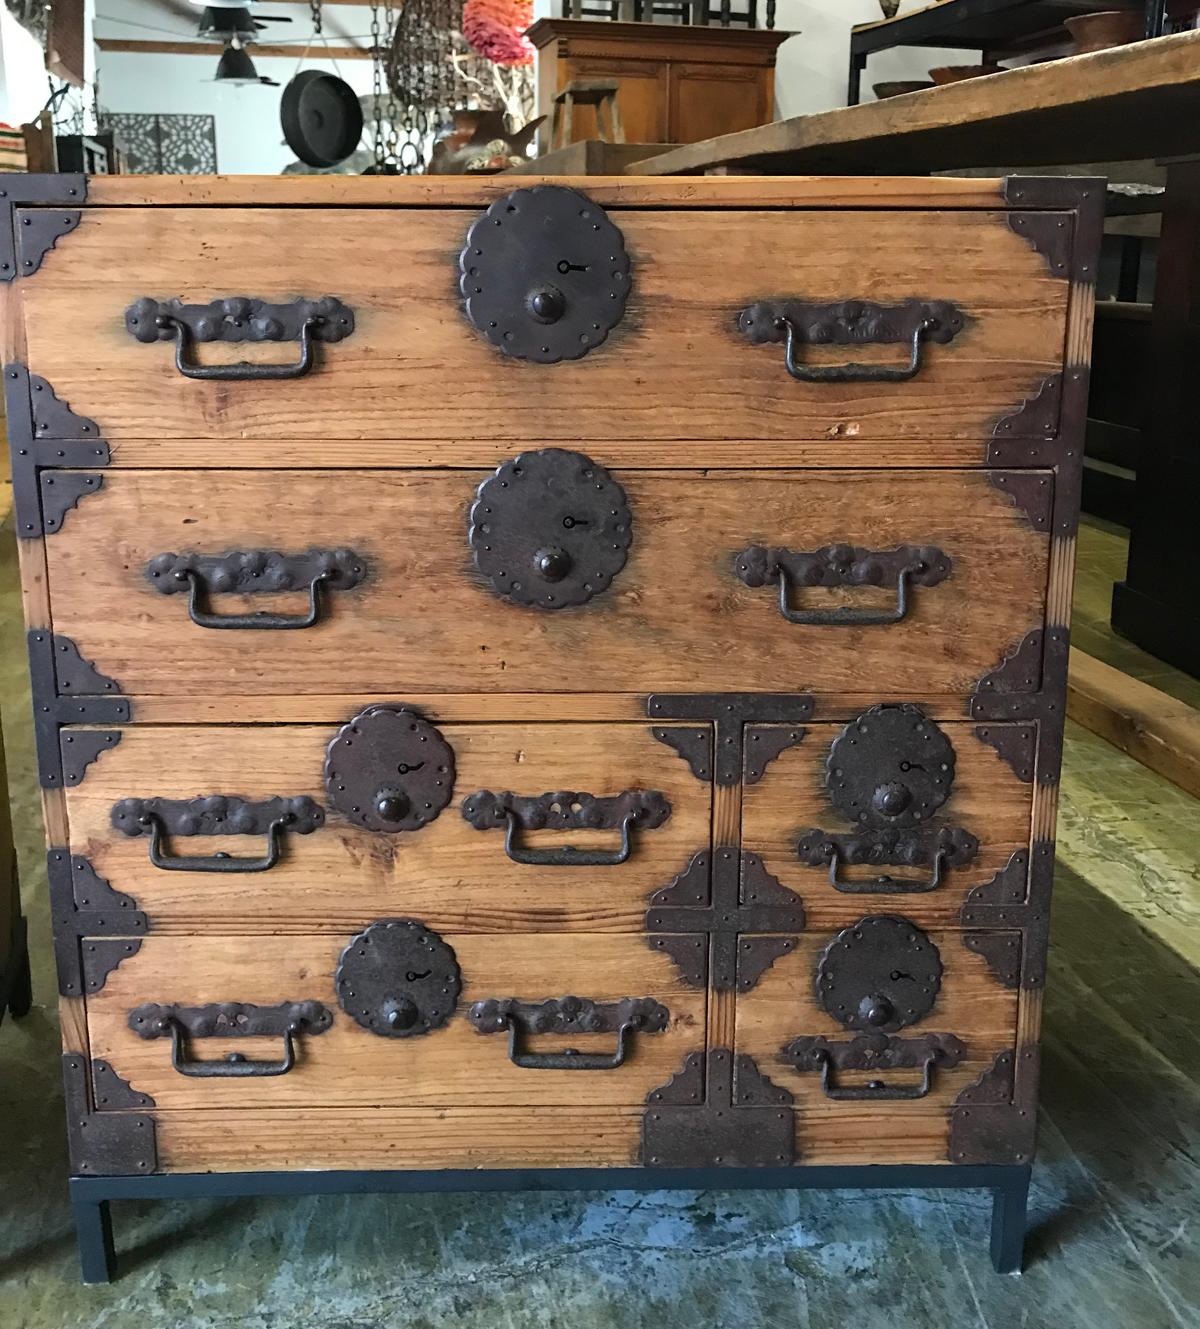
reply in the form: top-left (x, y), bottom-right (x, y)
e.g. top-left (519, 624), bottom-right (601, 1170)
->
top-left (1, 173), bottom-right (1098, 1280)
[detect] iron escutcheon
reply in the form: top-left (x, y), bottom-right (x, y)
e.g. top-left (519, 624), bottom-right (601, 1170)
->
top-left (826, 703), bottom-right (957, 828)
top-left (816, 915), bottom-right (943, 1033)
top-left (324, 704), bottom-right (455, 833)
top-left (459, 185), bottom-right (631, 363)
top-left (470, 448), bottom-right (632, 609)
top-left (335, 919), bottom-right (461, 1037)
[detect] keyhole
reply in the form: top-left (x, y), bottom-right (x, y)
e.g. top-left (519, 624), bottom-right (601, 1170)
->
top-left (557, 259), bottom-right (589, 273)
top-left (898, 761), bottom-right (926, 773)
top-left (890, 970), bottom-right (915, 983)
top-left (406, 969), bottom-right (431, 982)
top-left (397, 761), bottom-right (425, 775)
top-left (562, 514), bottom-right (589, 530)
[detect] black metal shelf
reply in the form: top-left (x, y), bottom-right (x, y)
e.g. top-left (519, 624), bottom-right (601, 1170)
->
top-left (848, 0), bottom-right (1169, 103)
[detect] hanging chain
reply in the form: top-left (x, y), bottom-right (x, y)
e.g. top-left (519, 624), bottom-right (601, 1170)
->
top-left (383, 0), bottom-right (401, 167)
top-left (370, 0), bottom-right (385, 169)
top-left (309, 0), bottom-right (323, 36)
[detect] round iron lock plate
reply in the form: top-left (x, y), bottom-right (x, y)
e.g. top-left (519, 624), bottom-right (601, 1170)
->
top-left (816, 914), bottom-right (943, 1033)
top-left (336, 919), bottom-right (461, 1037)
top-left (459, 185), bottom-right (631, 363)
top-left (325, 704), bottom-right (455, 832)
top-left (826, 703), bottom-right (956, 829)
top-left (470, 448), bottom-right (632, 609)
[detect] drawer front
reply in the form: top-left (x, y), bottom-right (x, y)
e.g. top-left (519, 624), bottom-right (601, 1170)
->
top-left (63, 721), bottom-right (709, 930)
top-left (85, 932), bottom-right (704, 1110)
top-left (44, 467), bottom-right (1049, 699)
top-left (735, 923), bottom-right (1021, 1164)
top-left (22, 206), bottom-right (1067, 445)
top-left (742, 719), bottom-right (1036, 927)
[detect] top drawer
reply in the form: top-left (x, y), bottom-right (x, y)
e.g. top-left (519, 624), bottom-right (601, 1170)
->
top-left (18, 203), bottom-right (1069, 448)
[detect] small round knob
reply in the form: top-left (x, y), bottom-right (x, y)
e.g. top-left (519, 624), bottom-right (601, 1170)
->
top-left (533, 546), bottom-right (572, 582)
top-left (384, 996), bottom-right (418, 1031)
top-left (375, 792), bottom-right (410, 823)
top-left (872, 781), bottom-right (912, 818)
top-left (865, 998), bottom-right (894, 1027)
top-left (527, 287), bottom-right (565, 323)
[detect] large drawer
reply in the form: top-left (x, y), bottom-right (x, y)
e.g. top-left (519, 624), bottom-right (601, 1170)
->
top-left (43, 467), bottom-right (1050, 699)
top-left (83, 931), bottom-right (704, 1109)
top-left (21, 205), bottom-right (1068, 446)
top-left (62, 721), bottom-right (709, 930)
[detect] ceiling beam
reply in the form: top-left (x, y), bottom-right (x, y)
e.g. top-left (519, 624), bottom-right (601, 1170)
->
top-left (95, 37), bottom-right (373, 58)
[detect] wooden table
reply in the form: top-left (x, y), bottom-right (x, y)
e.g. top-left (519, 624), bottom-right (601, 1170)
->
top-left (628, 29), bottom-right (1200, 174)
top-left (629, 30), bottom-right (1200, 679)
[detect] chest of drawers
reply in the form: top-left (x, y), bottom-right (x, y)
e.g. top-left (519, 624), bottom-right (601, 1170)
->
top-left (1, 172), bottom-right (1099, 1282)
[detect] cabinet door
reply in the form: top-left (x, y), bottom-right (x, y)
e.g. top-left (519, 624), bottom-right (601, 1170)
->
top-left (668, 61), bottom-right (771, 143)
top-left (562, 57), bottom-right (670, 144)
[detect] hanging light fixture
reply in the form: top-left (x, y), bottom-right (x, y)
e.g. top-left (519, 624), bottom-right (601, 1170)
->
top-left (213, 41), bottom-right (280, 85)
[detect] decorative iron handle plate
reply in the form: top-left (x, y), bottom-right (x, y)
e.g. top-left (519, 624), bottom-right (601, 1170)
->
top-left (111, 795), bottom-right (324, 873)
top-left (468, 996), bottom-right (669, 1070)
top-left (124, 296), bottom-right (355, 381)
top-left (796, 827), bottom-right (979, 893)
top-left (460, 790), bottom-right (671, 866)
top-left (781, 1032), bottom-right (967, 1100)
top-left (737, 298), bottom-right (966, 384)
top-left (145, 549), bottom-right (367, 630)
top-left (734, 544), bottom-right (951, 626)
top-left (128, 1000), bottom-right (333, 1078)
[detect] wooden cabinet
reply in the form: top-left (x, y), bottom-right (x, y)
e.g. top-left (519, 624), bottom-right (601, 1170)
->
top-left (528, 19), bottom-right (788, 151)
top-left (3, 171), bottom-right (1096, 1283)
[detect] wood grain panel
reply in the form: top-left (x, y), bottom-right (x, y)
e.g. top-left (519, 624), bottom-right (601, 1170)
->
top-left (44, 468), bottom-right (1049, 698)
top-left (64, 723), bottom-right (710, 930)
top-left (742, 723), bottom-right (1034, 927)
top-left (22, 207), bottom-right (1066, 443)
top-left (86, 932), bottom-right (705, 1109)
top-left (736, 931), bottom-right (1018, 1114)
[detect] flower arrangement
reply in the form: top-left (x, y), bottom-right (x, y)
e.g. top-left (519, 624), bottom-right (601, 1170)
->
top-left (462, 0), bottom-right (535, 68)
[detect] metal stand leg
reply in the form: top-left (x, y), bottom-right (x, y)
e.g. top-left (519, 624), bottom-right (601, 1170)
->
top-left (74, 1196), bottom-right (116, 1284)
top-left (7, 928), bottom-right (31, 1018)
top-left (848, 51), bottom-right (866, 106)
top-left (989, 1167), bottom-right (1029, 1274)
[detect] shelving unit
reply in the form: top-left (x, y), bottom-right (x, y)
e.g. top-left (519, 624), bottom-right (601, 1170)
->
top-left (848, 0), bottom-right (1167, 103)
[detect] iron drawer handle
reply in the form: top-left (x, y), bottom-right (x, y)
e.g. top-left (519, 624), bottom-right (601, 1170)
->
top-left (177, 567), bottom-right (329, 629)
top-left (781, 1033), bottom-right (967, 1101)
top-left (468, 996), bottom-right (670, 1071)
top-left (461, 789), bottom-right (672, 868)
top-left (777, 316), bottom-right (932, 383)
top-left (810, 1047), bottom-right (938, 1100)
top-left (128, 1000), bottom-right (334, 1077)
top-left (158, 313), bottom-right (320, 380)
top-left (827, 847), bottom-right (947, 894)
top-left (733, 544), bottom-right (951, 627)
top-left (111, 795), bottom-right (325, 873)
top-left (141, 812), bottom-right (290, 872)
top-left (163, 1016), bottom-right (300, 1077)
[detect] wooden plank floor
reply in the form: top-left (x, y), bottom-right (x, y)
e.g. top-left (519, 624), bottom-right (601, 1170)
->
top-left (0, 514), bottom-right (1197, 1322)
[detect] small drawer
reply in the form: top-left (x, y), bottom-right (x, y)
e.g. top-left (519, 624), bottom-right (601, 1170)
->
top-left (741, 715), bottom-right (1036, 928)
top-left (734, 919), bottom-right (1024, 1164)
top-left (84, 930), bottom-right (704, 1111)
top-left (63, 719), bottom-right (709, 931)
top-left (21, 203), bottom-right (1068, 448)
top-left (42, 465), bottom-right (1050, 701)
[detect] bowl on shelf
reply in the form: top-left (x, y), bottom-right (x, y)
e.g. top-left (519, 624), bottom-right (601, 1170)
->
top-left (1064, 11), bottom-right (1145, 54)
top-left (873, 80), bottom-right (936, 99)
top-left (928, 63), bottom-right (1006, 84)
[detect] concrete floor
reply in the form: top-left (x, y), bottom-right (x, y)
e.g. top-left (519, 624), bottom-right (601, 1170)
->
top-left (0, 519), bottom-right (1197, 1327)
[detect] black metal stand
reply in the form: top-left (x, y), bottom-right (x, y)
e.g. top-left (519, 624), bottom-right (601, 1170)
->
top-left (0, 915), bottom-right (31, 1027)
top-left (847, 0), bottom-right (1171, 105)
top-left (70, 1163), bottom-right (1031, 1284)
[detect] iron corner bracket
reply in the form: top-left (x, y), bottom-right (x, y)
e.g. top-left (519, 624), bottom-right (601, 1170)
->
top-left (29, 631), bottom-right (129, 790)
top-left (1001, 176), bottom-right (1104, 286)
top-left (48, 848), bottom-right (148, 997)
top-left (948, 1045), bottom-right (1040, 1166)
top-left (62, 1054), bottom-right (158, 1178)
top-left (0, 173), bottom-right (86, 281)
top-left (4, 364), bottom-right (110, 538)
